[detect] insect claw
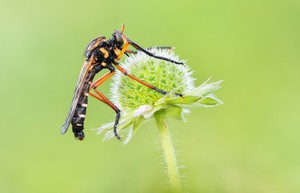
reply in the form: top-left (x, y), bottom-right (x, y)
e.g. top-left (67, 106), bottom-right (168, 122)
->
top-left (175, 93), bottom-right (184, 98)
top-left (115, 134), bottom-right (122, 140)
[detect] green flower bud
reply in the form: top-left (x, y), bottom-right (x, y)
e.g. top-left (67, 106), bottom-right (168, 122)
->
top-left (95, 48), bottom-right (222, 143)
top-left (111, 49), bottom-right (195, 113)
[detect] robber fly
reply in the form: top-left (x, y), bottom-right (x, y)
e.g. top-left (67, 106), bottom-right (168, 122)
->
top-left (61, 25), bottom-right (184, 140)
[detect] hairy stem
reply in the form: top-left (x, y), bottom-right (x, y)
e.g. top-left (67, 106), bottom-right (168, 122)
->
top-left (155, 110), bottom-right (182, 192)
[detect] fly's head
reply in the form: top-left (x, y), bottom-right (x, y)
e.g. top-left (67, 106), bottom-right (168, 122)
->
top-left (112, 30), bottom-right (125, 49)
top-left (111, 27), bottom-right (129, 62)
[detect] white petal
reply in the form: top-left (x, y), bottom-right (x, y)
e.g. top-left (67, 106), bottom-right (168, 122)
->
top-left (124, 127), bottom-right (133, 145)
top-left (103, 130), bottom-right (115, 141)
top-left (132, 105), bottom-right (153, 117)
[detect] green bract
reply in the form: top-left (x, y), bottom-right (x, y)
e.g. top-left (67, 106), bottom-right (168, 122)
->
top-left (94, 48), bottom-right (222, 143)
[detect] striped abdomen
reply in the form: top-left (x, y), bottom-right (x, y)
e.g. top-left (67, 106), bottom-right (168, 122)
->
top-left (71, 71), bottom-right (96, 140)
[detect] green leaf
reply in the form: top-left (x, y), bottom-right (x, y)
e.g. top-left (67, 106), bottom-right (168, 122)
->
top-left (124, 116), bottom-right (145, 144)
top-left (166, 105), bottom-right (190, 121)
top-left (165, 95), bottom-right (201, 105)
top-left (198, 96), bottom-right (223, 106)
top-left (188, 79), bottom-right (223, 97)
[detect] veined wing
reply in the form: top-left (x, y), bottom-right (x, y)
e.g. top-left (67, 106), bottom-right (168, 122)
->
top-left (61, 60), bottom-right (92, 134)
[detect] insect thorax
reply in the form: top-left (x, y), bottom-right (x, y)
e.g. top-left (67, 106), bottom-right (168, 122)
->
top-left (86, 39), bottom-right (120, 67)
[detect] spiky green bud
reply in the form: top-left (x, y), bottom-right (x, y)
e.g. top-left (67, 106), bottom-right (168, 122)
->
top-left (95, 48), bottom-right (222, 143)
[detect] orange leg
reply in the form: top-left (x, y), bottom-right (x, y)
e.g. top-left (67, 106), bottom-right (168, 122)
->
top-left (116, 65), bottom-right (183, 97)
top-left (88, 71), bottom-right (121, 140)
top-left (118, 42), bottom-right (130, 60)
top-left (89, 71), bottom-right (115, 90)
top-left (89, 92), bottom-right (105, 103)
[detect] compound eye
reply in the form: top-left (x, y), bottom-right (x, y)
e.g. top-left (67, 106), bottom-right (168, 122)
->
top-left (114, 32), bottom-right (124, 48)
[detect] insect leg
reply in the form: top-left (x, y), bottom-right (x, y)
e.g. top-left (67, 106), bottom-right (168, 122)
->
top-left (125, 46), bottom-right (174, 54)
top-left (89, 71), bottom-right (122, 140)
top-left (89, 71), bottom-right (115, 90)
top-left (117, 42), bottom-right (130, 60)
top-left (116, 65), bottom-right (183, 97)
top-left (127, 40), bottom-right (184, 65)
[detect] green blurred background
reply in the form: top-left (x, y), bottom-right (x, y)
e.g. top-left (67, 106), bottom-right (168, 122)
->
top-left (1, 0), bottom-right (299, 192)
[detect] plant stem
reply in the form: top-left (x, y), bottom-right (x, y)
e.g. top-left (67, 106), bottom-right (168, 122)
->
top-left (155, 110), bottom-right (182, 192)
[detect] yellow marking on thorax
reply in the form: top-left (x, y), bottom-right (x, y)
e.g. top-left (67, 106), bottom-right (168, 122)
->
top-left (114, 48), bottom-right (120, 56)
top-left (88, 37), bottom-right (105, 51)
top-left (101, 62), bottom-right (106, 67)
top-left (99, 47), bottom-right (109, 58)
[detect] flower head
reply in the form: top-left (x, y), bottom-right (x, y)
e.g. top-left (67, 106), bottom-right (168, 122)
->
top-left (94, 48), bottom-right (222, 143)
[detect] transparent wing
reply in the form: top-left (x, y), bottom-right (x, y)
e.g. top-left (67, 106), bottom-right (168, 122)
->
top-left (61, 61), bottom-right (91, 134)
